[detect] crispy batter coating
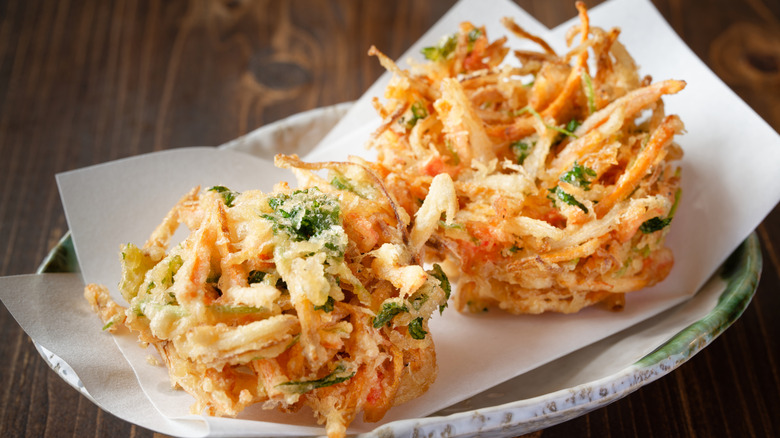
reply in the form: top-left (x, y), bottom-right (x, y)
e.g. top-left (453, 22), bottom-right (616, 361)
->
top-left (367, 2), bottom-right (685, 314)
top-left (84, 155), bottom-right (454, 438)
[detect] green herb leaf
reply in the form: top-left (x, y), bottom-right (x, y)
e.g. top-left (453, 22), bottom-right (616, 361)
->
top-left (467, 28), bottom-right (482, 52)
top-left (639, 216), bottom-right (672, 234)
top-left (373, 302), bottom-right (408, 328)
top-left (560, 161), bottom-right (597, 190)
top-left (314, 296), bottom-right (335, 313)
top-left (277, 363), bottom-right (355, 394)
top-left (323, 242), bottom-right (344, 258)
top-left (264, 188), bottom-right (342, 242)
top-left (548, 186), bottom-right (588, 213)
top-left (421, 34), bottom-right (457, 62)
top-left (208, 186), bottom-right (239, 207)
top-left (639, 189), bottom-right (680, 234)
top-left (408, 317), bottom-right (427, 340)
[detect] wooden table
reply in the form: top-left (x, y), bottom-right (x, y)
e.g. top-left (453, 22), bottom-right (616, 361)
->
top-left (1, 0), bottom-right (779, 436)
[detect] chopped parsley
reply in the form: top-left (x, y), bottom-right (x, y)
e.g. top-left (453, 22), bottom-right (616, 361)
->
top-left (263, 188), bottom-right (342, 242)
top-left (421, 34), bottom-right (457, 62)
top-left (373, 302), bottom-right (408, 328)
top-left (560, 161), bottom-right (596, 190)
top-left (277, 363), bottom-right (355, 394)
top-left (548, 186), bottom-right (588, 213)
top-left (324, 242), bottom-right (342, 254)
top-left (408, 317), bottom-right (427, 340)
top-left (208, 186), bottom-right (239, 207)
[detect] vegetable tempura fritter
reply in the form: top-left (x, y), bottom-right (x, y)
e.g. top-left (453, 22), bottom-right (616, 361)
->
top-left (85, 155), bottom-right (454, 438)
top-left (367, 2), bottom-right (684, 314)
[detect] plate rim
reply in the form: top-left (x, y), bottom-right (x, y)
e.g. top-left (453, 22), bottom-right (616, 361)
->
top-left (37, 104), bottom-right (762, 437)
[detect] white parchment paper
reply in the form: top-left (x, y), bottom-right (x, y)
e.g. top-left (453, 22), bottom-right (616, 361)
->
top-left (2, 0), bottom-right (779, 436)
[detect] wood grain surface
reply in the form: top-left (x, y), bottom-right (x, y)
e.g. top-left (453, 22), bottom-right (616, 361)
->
top-left (1, 0), bottom-right (779, 436)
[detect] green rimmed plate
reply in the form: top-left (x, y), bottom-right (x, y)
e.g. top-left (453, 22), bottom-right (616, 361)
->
top-left (36, 104), bottom-right (762, 437)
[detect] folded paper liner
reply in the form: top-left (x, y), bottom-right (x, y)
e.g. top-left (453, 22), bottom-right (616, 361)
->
top-left (2, 0), bottom-right (779, 436)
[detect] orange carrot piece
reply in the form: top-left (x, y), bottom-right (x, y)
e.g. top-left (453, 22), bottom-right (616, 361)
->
top-left (595, 115), bottom-right (684, 217)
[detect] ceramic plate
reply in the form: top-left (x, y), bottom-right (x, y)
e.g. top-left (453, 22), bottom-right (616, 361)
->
top-left (37, 104), bottom-right (761, 437)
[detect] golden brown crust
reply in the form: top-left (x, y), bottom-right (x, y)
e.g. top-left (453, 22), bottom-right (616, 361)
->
top-left (85, 157), bottom-right (453, 438)
top-left (368, 4), bottom-right (684, 314)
